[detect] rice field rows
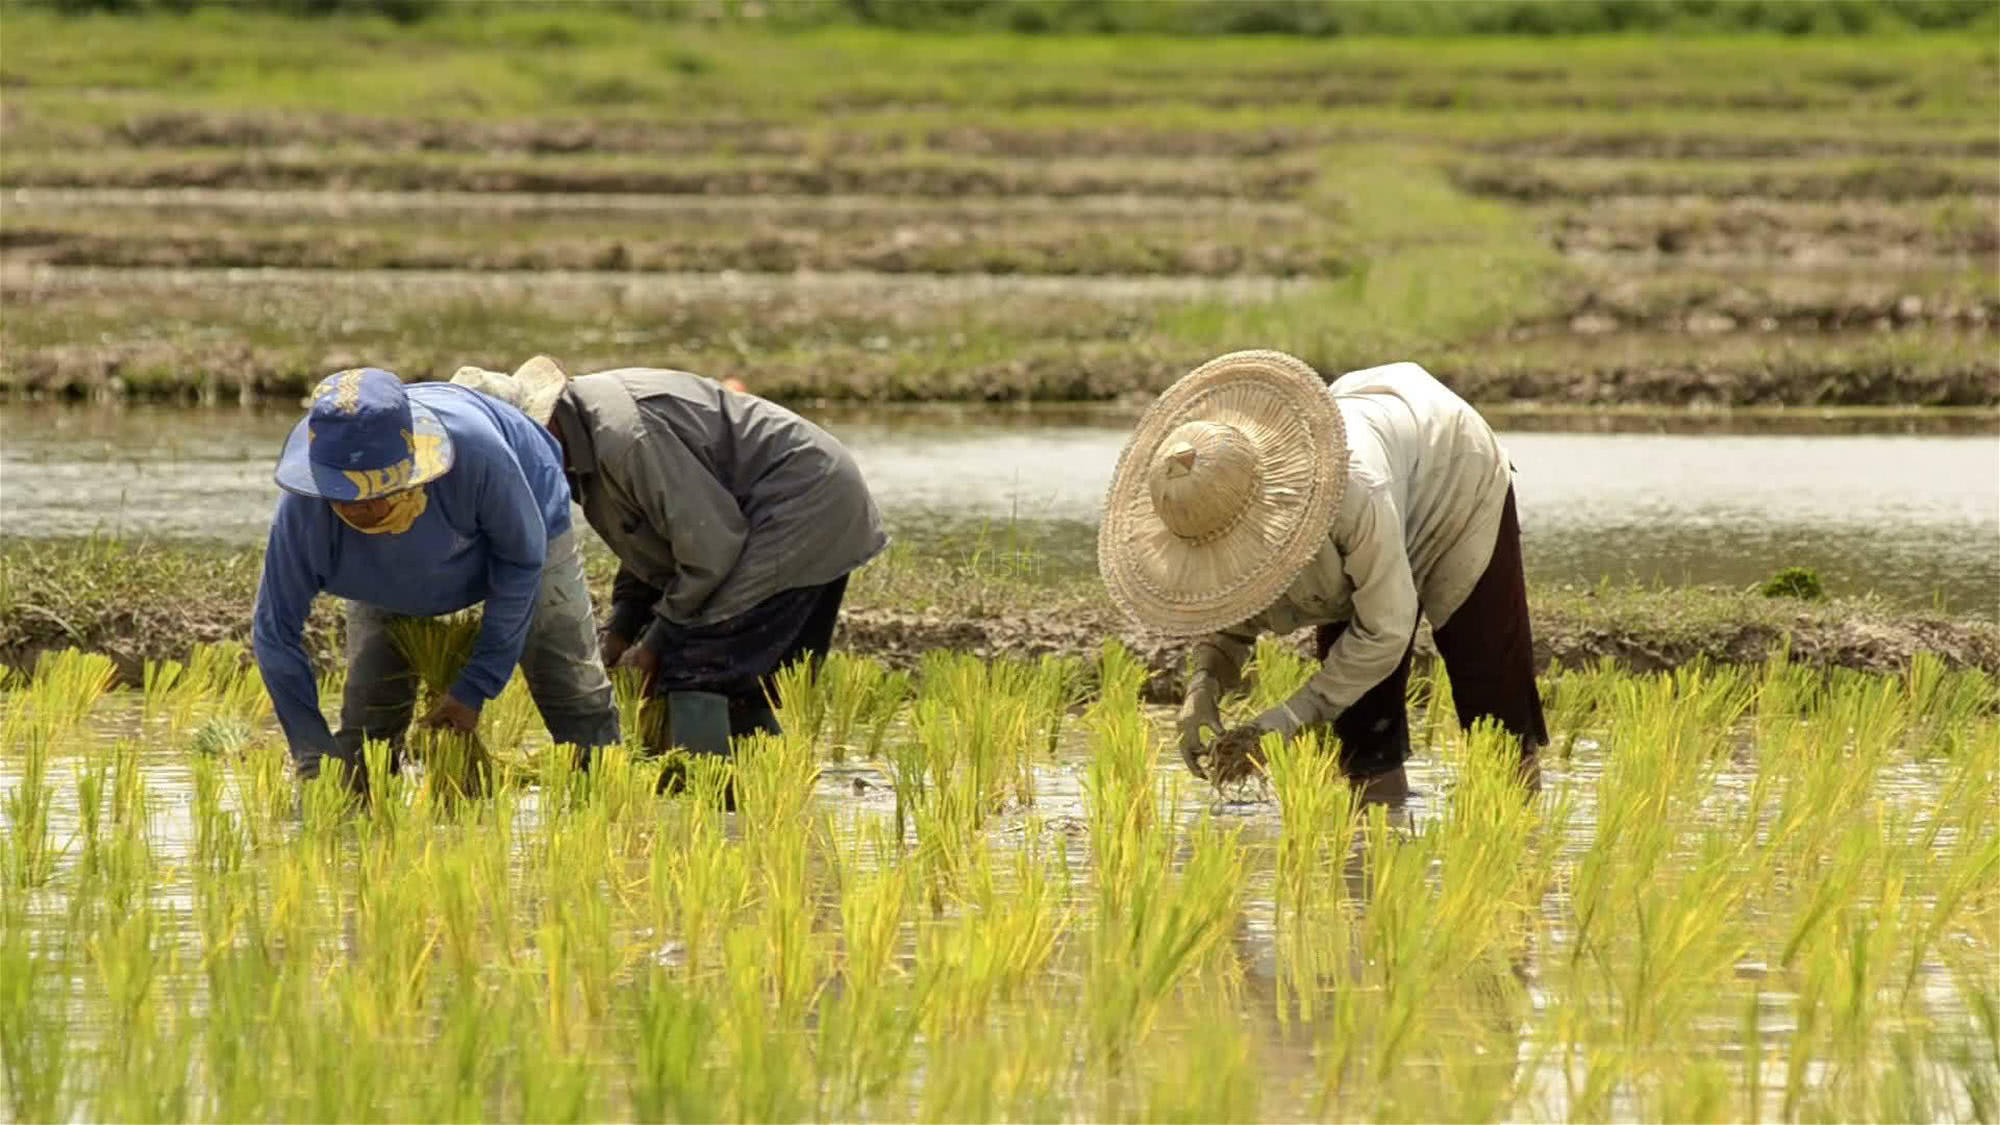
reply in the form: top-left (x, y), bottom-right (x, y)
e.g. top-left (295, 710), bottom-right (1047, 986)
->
top-left (3, 640), bottom-right (1995, 1121)
top-left (2, 15), bottom-right (1993, 404)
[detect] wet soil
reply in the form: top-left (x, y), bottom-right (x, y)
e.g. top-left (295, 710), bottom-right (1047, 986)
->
top-left (1534, 268), bottom-right (1998, 334)
top-left (12, 323), bottom-right (1991, 407)
top-left (1470, 132), bottom-right (2000, 160)
top-left (1453, 160), bottom-right (1999, 203)
top-left (27, 110), bottom-right (1335, 159)
top-left (1549, 198), bottom-right (1998, 261)
top-left (19, 110), bottom-right (1997, 170)
top-left (0, 213), bottom-right (1339, 278)
top-left (5, 576), bottom-right (1993, 708)
top-left (1439, 330), bottom-right (1999, 408)
top-left (0, 151), bottom-right (1320, 200)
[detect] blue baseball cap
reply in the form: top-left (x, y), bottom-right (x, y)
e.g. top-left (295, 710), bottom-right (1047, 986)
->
top-left (274, 368), bottom-right (455, 501)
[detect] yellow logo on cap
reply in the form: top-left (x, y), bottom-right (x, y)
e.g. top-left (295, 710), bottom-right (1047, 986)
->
top-left (313, 369), bottom-right (368, 415)
top-left (340, 428), bottom-right (419, 498)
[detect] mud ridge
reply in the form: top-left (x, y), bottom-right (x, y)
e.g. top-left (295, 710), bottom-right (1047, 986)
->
top-left (1455, 161), bottom-right (1999, 203)
top-left (0, 155), bottom-right (1319, 201)
top-left (4, 587), bottom-right (1993, 706)
top-left (64, 111), bottom-right (1333, 159)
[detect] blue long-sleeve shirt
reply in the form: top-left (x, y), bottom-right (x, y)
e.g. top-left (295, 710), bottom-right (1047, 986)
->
top-left (252, 383), bottom-right (572, 762)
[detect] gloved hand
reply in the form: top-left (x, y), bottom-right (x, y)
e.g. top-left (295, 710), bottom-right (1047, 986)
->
top-left (1177, 670), bottom-right (1224, 779)
top-left (1249, 687), bottom-right (1336, 744)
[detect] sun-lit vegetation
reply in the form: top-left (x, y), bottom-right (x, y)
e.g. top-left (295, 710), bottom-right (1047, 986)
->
top-left (2, 636), bottom-right (1993, 1121)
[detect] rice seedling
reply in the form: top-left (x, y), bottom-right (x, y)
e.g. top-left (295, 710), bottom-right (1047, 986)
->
top-left (1, 640), bottom-right (1994, 1121)
top-left (386, 612), bottom-right (494, 799)
top-left (817, 652), bottom-right (912, 764)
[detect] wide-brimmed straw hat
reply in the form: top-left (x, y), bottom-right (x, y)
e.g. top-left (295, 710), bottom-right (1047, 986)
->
top-left (1098, 349), bottom-right (1346, 637)
top-left (449, 355), bottom-right (568, 425)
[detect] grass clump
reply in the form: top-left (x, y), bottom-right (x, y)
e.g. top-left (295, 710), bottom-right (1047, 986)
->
top-left (1763, 564), bottom-right (1829, 600)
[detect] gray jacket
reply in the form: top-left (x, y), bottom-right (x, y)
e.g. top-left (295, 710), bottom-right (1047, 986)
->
top-left (551, 368), bottom-right (887, 638)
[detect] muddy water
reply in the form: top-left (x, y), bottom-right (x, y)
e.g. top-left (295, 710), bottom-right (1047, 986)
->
top-left (4, 404), bottom-right (1995, 609)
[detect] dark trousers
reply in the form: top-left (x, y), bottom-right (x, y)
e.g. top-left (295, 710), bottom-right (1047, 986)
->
top-left (1313, 487), bottom-right (1547, 779)
top-left (648, 576), bottom-right (850, 738)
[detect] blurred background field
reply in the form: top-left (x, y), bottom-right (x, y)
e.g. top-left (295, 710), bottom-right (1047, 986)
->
top-left (3, 0), bottom-right (1994, 406)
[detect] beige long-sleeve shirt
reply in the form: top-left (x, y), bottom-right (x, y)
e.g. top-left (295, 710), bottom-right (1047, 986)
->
top-left (1194, 362), bottom-right (1513, 720)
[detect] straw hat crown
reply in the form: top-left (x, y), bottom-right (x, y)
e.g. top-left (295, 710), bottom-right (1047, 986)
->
top-left (1148, 420), bottom-right (1259, 542)
top-left (1099, 349), bottom-right (1346, 637)
top-left (449, 355), bottom-right (568, 425)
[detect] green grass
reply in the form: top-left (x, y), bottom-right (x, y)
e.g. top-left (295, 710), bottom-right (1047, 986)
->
top-left (4, 12), bottom-right (1994, 125)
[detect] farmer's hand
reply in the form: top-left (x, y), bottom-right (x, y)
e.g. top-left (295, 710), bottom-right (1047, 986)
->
top-left (599, 628), bottom-right (631, 669)
top-left (1177, 671), bottom-right (1224, 779)
top-left (419, 695), bottom-right (481, 734)
top-left (618, 644), bottom-right (661, 696)
top-left (1249, 688), bottom-right (1335, 743)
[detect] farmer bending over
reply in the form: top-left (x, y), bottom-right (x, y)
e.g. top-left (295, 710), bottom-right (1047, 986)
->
top-left (252, 367), bottom-right (620, 789)
top-left (451, 357), bottom-right (886, 757)
top-left (1098, 350), bottom-right (1548, 802)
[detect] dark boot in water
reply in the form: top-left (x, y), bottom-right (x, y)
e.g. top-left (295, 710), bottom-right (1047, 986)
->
top-left (656, 691), bottom-right (737, 809)
top-left (667, 691), bottom-right (734, 757)
top-left (1350, 765), bottom-right (1410, 807)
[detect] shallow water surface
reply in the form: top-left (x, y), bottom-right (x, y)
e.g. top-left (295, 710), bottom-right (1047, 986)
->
top-left (3, 404), bottom-right (1995, 609)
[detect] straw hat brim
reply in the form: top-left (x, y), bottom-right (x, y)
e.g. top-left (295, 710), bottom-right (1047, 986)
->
top-left (449, 355), bottom-right (568, 426)
top-left (1098, 349), bottom-right (1346, 637)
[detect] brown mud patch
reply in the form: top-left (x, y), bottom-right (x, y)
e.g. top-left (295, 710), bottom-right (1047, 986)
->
top-left (1473, 133), bottom-right (2000, 160)
top-left (1454, 160), bottom-right (1999, 203)
top-left (48, 110), bottom-right (1333, 160)
top-left (0, 336), bottom-right (1194, 405)
top-left (8, 328), bottom-right (1993, 409)
top-left (0, 202), bottom-right (1336, 277)
top-left (0, 152), bottom-right (1319, 200)
top-left (1534, 271), bottom-right (1998, 334)
top-left (1436, 331), bottom-right (1999, 408)
top-left (5, 588), bottom-right (1993, 707)
top-left (1549, 198), bottom-right (1999, 260)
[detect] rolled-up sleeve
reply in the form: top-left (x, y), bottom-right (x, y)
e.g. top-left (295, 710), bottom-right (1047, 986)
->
top-left (1298, 485), bottom-right (1418, 716)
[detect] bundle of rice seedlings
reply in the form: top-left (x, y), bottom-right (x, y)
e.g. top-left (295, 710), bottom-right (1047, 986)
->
top-left (1202, 726), bottom-right (1268, 788)
top-left (387, 612), bottom-right (493, 799)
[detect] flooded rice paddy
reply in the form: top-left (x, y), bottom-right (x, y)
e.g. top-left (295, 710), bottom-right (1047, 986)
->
top-left (2, 403), bottom-right (1995, 610)
top-left (2, 643), bottom-right (1995, 1121)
